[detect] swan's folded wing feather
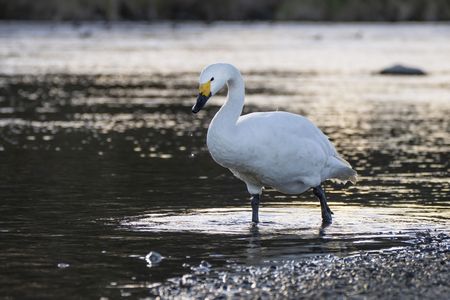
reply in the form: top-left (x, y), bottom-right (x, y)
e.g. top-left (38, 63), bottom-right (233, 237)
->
top-left (235, 111), bottom-right (354, 185)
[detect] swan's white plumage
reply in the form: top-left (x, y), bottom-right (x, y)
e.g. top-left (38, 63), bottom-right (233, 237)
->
top-left (196, 63), bottom-right (356, 196)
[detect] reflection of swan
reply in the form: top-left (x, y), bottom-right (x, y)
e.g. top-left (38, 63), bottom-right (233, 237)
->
top-left (246, 225), bottom-right (262, 261)
top-left (246, 223), bottom-right (331, 262)
top-left (319, 221), bottom-right (332, 237)
top-left (192, 63), bottom-right (356, 224)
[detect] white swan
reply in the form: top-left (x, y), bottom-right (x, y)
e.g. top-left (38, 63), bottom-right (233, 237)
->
top-left (192, 63), bottom-right (357, 224)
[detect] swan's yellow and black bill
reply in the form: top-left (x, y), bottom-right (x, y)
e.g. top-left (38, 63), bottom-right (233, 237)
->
top-left (192, 93), bottom-right (211, 113)
top-left (192, 80), bottom-right (212, 113)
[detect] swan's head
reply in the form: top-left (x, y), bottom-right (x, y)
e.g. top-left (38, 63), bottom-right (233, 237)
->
top-left (192, 63), bottom-right (228, 113)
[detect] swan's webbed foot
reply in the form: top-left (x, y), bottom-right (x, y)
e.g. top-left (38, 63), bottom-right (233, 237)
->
top-left (250, 194), bottom-right (261, 223)
top-left (313, 185), bottom-right (333, 224)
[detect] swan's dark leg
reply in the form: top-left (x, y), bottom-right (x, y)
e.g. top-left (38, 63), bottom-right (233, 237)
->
top-left (313, 185), bottom-right (333, 224)
top-left (250, 194), bottom-right (261, 223)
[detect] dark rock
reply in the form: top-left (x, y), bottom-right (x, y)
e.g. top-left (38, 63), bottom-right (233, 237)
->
top-left (379, 64), bottom-right (426, 76)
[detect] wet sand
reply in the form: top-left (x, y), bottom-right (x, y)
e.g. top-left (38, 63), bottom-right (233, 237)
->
top-left (149, 232), bottom-right (449, 299)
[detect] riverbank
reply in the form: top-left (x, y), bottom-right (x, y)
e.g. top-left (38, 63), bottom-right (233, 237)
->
top-left (1, 0), bottom-right (450, 22)
top-left (149, 232), bottom-right (449, 299)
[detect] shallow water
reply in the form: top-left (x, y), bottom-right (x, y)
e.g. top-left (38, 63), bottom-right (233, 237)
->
top-left (0, 22), bottom-right (449, 298)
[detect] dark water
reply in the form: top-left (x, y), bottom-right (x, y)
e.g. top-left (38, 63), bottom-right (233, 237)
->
top-left (0, 23), bottom-right (449, 299)
top-left (0, 71), bottom-right (448, 299)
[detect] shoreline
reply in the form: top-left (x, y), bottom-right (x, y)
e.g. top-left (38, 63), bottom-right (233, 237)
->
top-left (148, 232), bottom-right (449, 299)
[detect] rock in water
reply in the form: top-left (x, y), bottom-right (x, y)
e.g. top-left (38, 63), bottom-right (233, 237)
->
top-left (145, 251), bottom-right (164, 266)
top-left (379, 64), bottom-right (426, 75)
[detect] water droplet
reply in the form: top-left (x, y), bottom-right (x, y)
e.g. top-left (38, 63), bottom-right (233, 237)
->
top-left (57, 263), bottom-right (70, 269)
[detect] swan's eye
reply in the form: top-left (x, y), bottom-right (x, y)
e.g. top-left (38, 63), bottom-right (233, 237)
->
top-left (210, 77), bottom-right (214, 81)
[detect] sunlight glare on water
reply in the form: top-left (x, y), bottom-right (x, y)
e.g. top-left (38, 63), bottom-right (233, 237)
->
top-left (124, 204), bottom-right (449, 236)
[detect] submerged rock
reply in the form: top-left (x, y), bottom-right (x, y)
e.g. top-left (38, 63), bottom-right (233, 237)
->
top-left (379, 64), bottom-right (426, 75)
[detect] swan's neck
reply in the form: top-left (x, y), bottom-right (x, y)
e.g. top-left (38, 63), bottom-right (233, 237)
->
top-left (212, 71), bottom-right (245, 130)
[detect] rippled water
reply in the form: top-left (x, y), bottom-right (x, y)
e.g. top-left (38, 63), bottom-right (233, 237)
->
top-left (0, 22), bottom-right (449, 298)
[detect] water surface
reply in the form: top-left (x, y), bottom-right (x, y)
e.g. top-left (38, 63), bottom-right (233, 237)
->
top-left (0, 22), bottom-right (449, 299)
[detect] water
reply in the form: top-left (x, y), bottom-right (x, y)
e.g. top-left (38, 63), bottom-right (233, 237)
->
top-left (0, 22), bottom-right (449, 298)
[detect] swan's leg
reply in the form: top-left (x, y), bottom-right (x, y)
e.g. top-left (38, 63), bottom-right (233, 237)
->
top-left (313, 185), bottom-right (333, 224)
top-left (250, 194), bottom-right (261, 223)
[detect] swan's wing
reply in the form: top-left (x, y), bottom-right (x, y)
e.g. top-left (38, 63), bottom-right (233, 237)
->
top-left (234, 111), bottom-right (356, 185)
top-left (235, 112), bottom-right (333, 186)
top-left (237, 111), bottom-right (337, 156)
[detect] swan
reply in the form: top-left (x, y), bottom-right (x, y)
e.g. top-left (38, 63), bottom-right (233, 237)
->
top-left (192, 63), bottom-right (357, 224)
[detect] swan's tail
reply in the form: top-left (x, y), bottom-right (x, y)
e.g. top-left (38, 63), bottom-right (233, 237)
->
top-left (327, 156), bottom-right (358, 184)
